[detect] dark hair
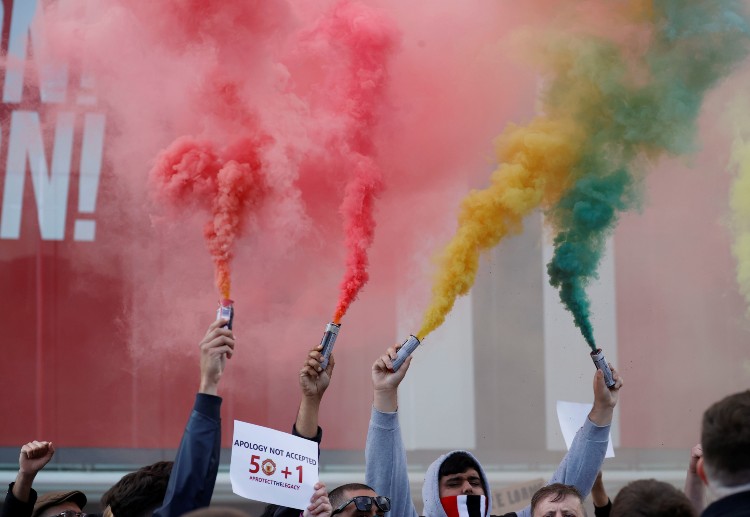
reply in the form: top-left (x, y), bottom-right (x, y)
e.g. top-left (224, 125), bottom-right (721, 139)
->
top-left (611, 479), bottom-right (696, 517)
top-left (530, 483), bottom-right (582, 513)
top-left (101, 461), bottom-right (173, 517)
top-left (329, 483), bottom-right (375, 509)
top-left (438, 452), bottom-right (482, 479)
top-left (702, 390), bottom-right (750, 486)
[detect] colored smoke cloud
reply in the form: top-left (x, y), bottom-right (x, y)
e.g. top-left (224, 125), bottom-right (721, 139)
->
top-left (418, 0), bottom-right (750, 347)
top-left (41, 0), bottom-right (534, 372)
top-left (18, 0), bottom-right (750, 448)
top-left (297, 1), bottom-right (399, 324)
top-left (150, 135), bottom-right (268, 299)
top-left (546, 0), bottom-right (750, 350)
top-left (417, 116), bottom-right (587, 339)
top-left (730, 133), bottom-right (750, 313)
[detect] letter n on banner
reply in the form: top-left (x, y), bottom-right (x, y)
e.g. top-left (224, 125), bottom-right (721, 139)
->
top-left (1, 110), bottom-right (75, 240)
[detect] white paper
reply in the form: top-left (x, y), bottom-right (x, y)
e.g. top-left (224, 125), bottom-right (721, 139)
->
top-left (230, 420), bottom-right (319, 510)
top-left (556, 401), bottom-right (614, 458)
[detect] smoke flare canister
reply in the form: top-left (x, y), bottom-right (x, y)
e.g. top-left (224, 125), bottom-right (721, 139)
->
top-left (590, 348), bottom-right (616, 388)
top-left (392, 335), bottom-right (421, 372)
top-left (319, 323), bottom-right (340, 370)
top-left (216, 299), bottom-right (234, 330)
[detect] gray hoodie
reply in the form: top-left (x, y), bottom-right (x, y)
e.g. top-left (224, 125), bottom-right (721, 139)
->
top-left (365, 407), bottom-right (609, 517)
top-left (422, 450), bottom-right (493, 516)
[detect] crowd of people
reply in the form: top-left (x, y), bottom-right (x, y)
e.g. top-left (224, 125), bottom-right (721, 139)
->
top-left (2, 318), bottom-right (749, 517)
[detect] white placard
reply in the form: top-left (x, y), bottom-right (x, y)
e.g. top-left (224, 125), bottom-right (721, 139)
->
top-left (230, 420), bottom-right (319, 510)
top-left (556, 401), bottom-right (615, 458)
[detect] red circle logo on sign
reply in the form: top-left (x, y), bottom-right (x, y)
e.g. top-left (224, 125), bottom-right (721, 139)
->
top-left (262, 458), bottom-right (276, 476)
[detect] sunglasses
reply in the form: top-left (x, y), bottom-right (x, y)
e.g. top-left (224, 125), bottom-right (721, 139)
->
top-left (52, 512), bottom-right (89, 517)
top-left (332, 495), bottom-right (391, 515)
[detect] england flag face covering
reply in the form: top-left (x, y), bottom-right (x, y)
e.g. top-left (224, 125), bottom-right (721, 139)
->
top-left (440, 494), bottom-right (487, 517)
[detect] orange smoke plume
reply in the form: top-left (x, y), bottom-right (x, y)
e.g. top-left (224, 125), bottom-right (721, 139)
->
top-left (150, 135), bottom-right (267, 299)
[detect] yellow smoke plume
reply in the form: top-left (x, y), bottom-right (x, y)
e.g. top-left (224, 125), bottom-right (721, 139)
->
top-left (731, 136), bottom-right (750, 311)
top-left (417, 116), bottom-right (586, 339)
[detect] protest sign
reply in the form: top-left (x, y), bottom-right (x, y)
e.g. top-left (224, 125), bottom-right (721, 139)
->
top-left (491, 478), bottom-right (546, 513)
top-left (230, 420), bottom-right (319, 510)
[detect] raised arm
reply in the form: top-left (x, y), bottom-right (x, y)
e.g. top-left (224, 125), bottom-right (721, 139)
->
top-left (154, 318), bottom-right (235, 517)
top-left (365, 344), bottom-right (418, 517)
top-left (295, 344), bottom-right (334, 440)
top-left (516, 365), bottom-right (623, 517)
top-left (263, 345), bottom-right (335, 517)
top-left (1, 441), bottom-right (55, 517)
top-left (591, 471), bottom-right (612, 517)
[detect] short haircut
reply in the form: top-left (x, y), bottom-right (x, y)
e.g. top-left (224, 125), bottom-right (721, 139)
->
top-left (438, 452), bottom-right (482, 479)
top-left (702, 390), bottom-right (750, 487)
top-left (329, 483), bottom-right (375, 509)
top-left (101, 460), bottom-right (173, 517)
top-left (530, 483), bottom-right (582, 514)
top-left (611, 479), bottom-right (696, 517)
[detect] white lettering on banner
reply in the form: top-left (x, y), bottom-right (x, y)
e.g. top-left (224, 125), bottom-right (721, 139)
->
top-left (1, 111), bottom-right (74, 240)
top-left (0, 1), bottom-right (108, 243)
top-left (230, 420), bottom-right (319, 511)
top-left (3, 0), bottom-right (68, 104)
top-left (74, 113), bottom-right (106, 241)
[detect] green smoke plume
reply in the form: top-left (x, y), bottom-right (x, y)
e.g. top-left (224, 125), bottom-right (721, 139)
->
top-left (545, 0), bottom-right (750, 350)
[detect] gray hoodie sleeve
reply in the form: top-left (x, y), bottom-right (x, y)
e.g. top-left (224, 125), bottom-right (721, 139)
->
top-left (514, 418), bottom-right (610, 517)
top-left (365, 406), bottom-right (419, 517)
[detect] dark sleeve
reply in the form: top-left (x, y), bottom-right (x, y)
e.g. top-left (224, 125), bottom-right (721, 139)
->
top-left (153, 393), bottom-right (222, 517)
top-left (594, 499), bottom-right (612, 517)
top-left (1, 483), bottom-right (36, 517)
top-left (292, 423), bottom-right (323, 445)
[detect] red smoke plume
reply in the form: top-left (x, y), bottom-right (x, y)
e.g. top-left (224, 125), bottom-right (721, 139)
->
top-left (305, 1), bottom-right (399, 323)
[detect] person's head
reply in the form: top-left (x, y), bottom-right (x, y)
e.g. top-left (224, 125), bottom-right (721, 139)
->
top-left (530, 484), bottom-right (584, 517)
top-left (101, 460), bottom-right (173, 517)
top-left (330, 483), bottom-right (390, 516)
top-left (32, 490), bottom-right (87, 517)
top-left (610, 479), bottom-right (696, 517)
top-left (438, 452), bottom-right (486, 497)
top-left (700, 390), bottom-right (750, 488)
top-left (423, 451), bottom-right (491, 517)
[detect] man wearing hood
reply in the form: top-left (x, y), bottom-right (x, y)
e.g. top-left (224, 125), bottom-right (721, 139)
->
top-left (365, 343), bottom-right (623, 517)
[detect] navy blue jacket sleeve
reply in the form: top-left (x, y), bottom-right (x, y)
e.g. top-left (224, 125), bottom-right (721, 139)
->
top-left (153, 393), bottom-right (222, 517)
top-left (292, 424), bottom-right (322, 448)
top-left (1, 483), bottom-right (36, 517)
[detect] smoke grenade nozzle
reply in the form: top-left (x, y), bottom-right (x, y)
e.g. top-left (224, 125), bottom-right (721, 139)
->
top-left (319, 322), bottom-right (340, 370)
top-left (392, 334), bottom-right (420, 372)
top-left (590, 348), bottom-right (616, 388)
top-left (216, 299), bottom-right (234, 330)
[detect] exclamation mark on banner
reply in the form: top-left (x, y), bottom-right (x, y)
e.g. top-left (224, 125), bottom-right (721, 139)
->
top-left (74, 113), bottom-right (105, 242)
